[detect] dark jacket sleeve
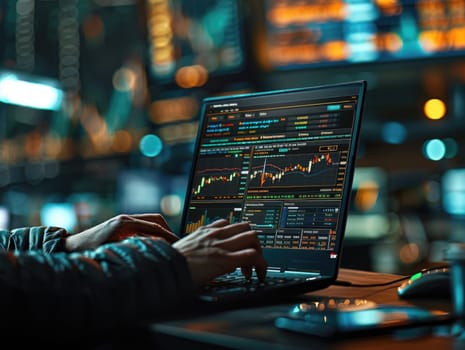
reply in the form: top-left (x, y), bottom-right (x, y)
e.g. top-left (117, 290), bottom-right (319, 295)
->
top-left (0, 227), bottom-right (195, 334)
top-left (0, 226), bottom-right (70, 252)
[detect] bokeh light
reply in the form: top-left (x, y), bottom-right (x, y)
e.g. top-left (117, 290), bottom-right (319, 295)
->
top-left (160, 194), bottom-right (183, 216)
top-left (139, 134), bottom-right (163, 157)
top-left (423, 138), bottom-right (446, 161)
top-left (443, 137), bottom-right (458, 159)
top-left (381, 121), bottom-right (407, 144)
top-left (424, 98), bottom-right (446, 120)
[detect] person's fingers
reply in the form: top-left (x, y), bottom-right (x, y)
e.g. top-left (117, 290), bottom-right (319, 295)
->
top-left (205, 219), bottom-right (230, 228)
top-left (227, 249), bottom-right (268, 281)
top-left (214, 230), bottom-right (261, 252)
top-left (255, 262), bottom-right (267, 281)
top-left (215, 231), bottom-right (267, 275)
top-left (110, 216), bottom-right (179, 243)
top-left (129, 213), bottom-right (171, 230)
top-left (205, 221), bottom-right (252, 240)
top-left (175, 219), bottom-right (268, 286)
top-left (131, 219), bottom-right (179, 243)
top-left (241, 265), bottom-right (253, 280)
top-left (204, 224), bottom-right (266, 280)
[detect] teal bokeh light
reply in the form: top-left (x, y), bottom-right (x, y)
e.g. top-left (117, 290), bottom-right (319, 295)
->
top-left (139, 134), bottom-right (163, 157)
top-left (444, 138), bottom-right (458, 159)
top-left (381, 122), bottom-right (407, 144)
top-left (423, 139), bottom-right (446, 161)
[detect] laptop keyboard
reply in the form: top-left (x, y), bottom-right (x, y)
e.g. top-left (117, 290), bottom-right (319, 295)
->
top-left (202, 273), bottom-right (305, 295)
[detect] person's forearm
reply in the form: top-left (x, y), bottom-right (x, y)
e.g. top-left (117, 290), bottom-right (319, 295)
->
top-left (0, 237), bottom-right (195, 330)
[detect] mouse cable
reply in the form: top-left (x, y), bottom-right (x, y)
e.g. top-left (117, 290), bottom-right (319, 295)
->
top-left (333, 276), bottom-right (409, 287)
top-left (333, 264), bottom-right (450, 288)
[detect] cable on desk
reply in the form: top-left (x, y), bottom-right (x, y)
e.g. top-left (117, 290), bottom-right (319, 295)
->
top-left (333, 264), bottom-right (450, 288)
top-left (333, 276), bottom-right (409, 287)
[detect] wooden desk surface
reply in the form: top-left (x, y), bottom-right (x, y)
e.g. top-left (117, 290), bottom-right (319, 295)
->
top-left (148, 268), bottom-right (460, 350)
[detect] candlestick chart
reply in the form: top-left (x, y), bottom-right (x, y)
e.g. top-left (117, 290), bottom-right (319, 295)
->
top-left (249, 152), bottom-right (339, 188)
top-left (192, 157), bottom-right (243, 198)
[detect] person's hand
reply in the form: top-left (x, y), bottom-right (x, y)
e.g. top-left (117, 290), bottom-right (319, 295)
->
top-left (65, 213), bottom-right (179, 251)
top-left (172, 219), bottom-right (267, 288)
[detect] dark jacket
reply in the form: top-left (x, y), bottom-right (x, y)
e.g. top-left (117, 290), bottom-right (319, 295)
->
top-left (0, 226), bottom-right (195, 333)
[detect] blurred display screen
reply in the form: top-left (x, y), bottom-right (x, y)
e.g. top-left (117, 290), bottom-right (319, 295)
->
top-left (262, 0), bottom-right (465, 69)
top-left (350, 167), bottom-right (387, 214)
top-left (0, 206), bottom-right (9, 230)
top-left (145, 0), bottom-right (244, 82)
top-left (117, 170), bottom-right (162, 213)
top-left (442, 168), bottom-right (465, 216)
top-left (40, 202), bottom-right (77, 232)
top-left (345, 167), bottom-right (389, 239)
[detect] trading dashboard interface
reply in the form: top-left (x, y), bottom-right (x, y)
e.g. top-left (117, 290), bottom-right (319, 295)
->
top-left (182, 82), bottom-right (364, 256)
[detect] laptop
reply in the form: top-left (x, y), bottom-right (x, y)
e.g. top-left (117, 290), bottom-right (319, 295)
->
top-left (179, 80), bottom-right (367, 305)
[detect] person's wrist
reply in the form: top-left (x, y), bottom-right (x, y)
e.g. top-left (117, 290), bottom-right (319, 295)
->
top-left (64, 232), bottom-right (91, 252)
top-left (64, 234), bottom-right (78, 252)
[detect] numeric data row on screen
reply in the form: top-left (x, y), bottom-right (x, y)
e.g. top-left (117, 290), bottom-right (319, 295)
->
top-left (243, 202), bottom-right (340, 230)
top-left (258, 229), bottom-right (337, 250)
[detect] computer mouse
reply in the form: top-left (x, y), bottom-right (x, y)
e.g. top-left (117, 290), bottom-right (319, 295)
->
top-left (397, 266), bottom-right (451, 299)
top-left (275, 297), bottom-right (451, 337)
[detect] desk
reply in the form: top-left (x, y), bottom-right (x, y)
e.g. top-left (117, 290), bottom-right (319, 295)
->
top-left (147, 268), bottom-right (462, 350)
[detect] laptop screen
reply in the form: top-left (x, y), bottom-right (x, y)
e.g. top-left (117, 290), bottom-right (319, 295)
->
top-left (181, 81), bottom-right (366, 276)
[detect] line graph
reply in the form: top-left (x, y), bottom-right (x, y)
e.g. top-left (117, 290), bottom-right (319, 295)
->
top-left (249, 152), bottom-right (339, 188)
